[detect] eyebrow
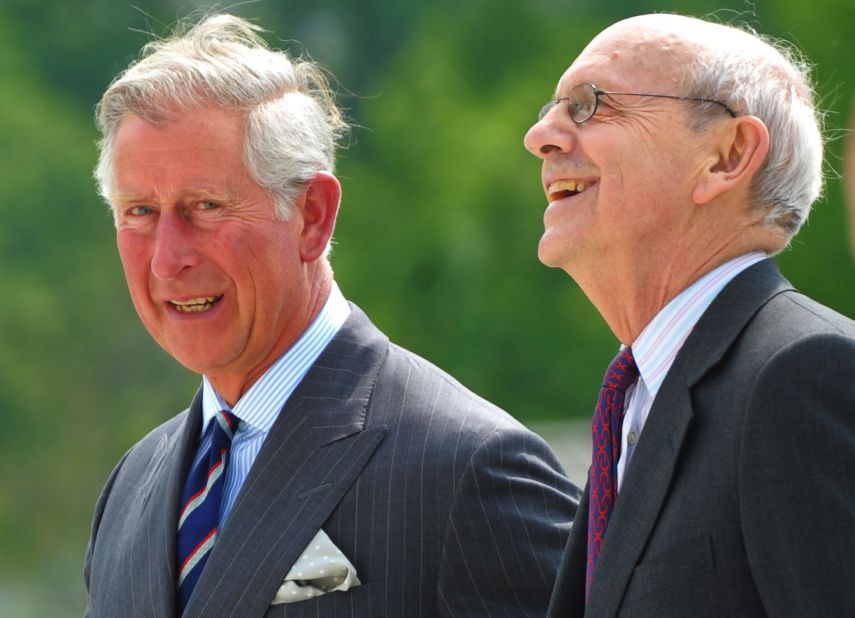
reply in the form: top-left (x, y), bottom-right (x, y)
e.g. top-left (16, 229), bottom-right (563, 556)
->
top-left (112, 188), bottom-right (236, 204)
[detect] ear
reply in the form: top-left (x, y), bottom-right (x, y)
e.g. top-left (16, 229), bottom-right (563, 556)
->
top-left (692, 116), bottom-right (770, 205)
top-left (295, 171), bottom-right (341, 263)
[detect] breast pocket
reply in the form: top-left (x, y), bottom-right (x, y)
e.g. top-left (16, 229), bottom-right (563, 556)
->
top-left (265, 583), bottom-right (383, 617)
top-left (621, 535), bottom-right (715, 608)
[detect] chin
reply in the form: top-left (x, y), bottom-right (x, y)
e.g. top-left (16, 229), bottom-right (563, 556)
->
top-left (537, 234), bottom-right (566, 269)
top-left (160, 342), bottom-right (224, 376)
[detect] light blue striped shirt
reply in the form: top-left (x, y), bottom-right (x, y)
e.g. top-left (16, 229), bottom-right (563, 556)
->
top-left (192, 283), bottom-right (351, 525)
top-left (616, 252), bottom-right (768, 487)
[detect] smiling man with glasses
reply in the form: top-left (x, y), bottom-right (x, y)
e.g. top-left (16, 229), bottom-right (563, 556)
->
top-left (524, 13), bottom-right (855, 618)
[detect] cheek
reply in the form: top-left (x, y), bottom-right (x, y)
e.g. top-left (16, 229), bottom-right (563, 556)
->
top-left (116, 234), bottom-right (152, 294)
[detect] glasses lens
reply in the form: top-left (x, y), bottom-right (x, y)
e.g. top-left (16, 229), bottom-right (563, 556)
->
top-left (538, 100), bottom-right (557, 121)
top-left (569, 83), bottom-right (597, 123)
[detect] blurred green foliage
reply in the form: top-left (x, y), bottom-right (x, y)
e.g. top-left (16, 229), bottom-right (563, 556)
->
top-left (1, 0), bottom-right (853, 613)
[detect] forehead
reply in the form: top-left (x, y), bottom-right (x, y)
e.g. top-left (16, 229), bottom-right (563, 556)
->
top-left (555, 22), bottom-right (690, 95)
top-left (114, 106), bottom-right (245, 152)
top-left (110, 107), bottom-right (253, 199)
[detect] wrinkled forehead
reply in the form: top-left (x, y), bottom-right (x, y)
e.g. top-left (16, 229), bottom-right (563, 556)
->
top-left (555, 17), bottom-right (703, 95)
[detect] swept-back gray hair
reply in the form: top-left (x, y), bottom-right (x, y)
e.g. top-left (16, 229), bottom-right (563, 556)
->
top-left (683, 22), bottom-right (824, 243)
top-left (94, 14), bottom-right (348, 220)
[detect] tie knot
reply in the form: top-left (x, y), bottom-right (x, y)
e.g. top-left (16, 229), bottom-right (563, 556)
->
top-left (602, 347), bottom-right (639, 393)
top-left (210, 410), bottom-right (240, 447)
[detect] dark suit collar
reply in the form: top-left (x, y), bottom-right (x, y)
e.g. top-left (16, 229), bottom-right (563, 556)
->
top-left (183, 303), bottom-right (390, 617)
top-left (585, 259), bottom-right (794, 615)
top-left (676, 258), bottom-right (794, 386)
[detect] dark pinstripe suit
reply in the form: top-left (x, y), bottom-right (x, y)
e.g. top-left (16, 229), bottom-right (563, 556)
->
top-left (85, 304), bottom-right (580, 617)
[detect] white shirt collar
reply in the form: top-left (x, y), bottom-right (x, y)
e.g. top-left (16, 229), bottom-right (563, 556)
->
top-left (200, 282), bottom-right (350, 436)
top-left (631, 252), bottom-right (767, 398)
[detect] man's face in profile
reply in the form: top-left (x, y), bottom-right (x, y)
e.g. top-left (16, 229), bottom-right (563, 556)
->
top-left (109, 106), bottom-right (308, 386)
top-left (524, 26), bottom-right (711, 277)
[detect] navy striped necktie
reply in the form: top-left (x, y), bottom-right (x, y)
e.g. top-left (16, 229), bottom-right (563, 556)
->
top-left (177, 410), bottom-right (239, 614)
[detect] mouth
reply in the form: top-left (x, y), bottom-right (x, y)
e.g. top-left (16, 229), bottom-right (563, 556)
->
top-left (546, 179), bottom-right (597, 202)
top-left (167, 295), bottom-right (224, 314)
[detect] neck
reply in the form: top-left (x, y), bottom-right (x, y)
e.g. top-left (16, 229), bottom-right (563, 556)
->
top-left (209, 266), bottom-right (334, 406)
top-left (571, 244), bottom-right (761, 345)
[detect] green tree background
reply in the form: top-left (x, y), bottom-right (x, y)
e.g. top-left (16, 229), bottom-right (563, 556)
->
top-left (1, 0), bottom-right (852, 613)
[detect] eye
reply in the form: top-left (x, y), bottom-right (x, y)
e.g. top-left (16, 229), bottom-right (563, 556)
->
top-left (129, 205), bottom-right (154, 216)
top-left (198, 201), bottom-right (220, 210)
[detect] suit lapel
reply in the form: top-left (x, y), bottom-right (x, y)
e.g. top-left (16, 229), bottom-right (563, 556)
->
top-left (128, 391), bottom-right (202, 617)
top-left (587, 260), bottom-right (794, 615)
top-left (184, 306), bottom-right (389, 618)
top-left (587, 368), bottom-right (695, 615)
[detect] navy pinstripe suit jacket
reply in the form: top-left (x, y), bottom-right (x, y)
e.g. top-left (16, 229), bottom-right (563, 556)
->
top-left (85, 304), bottom-right (580, 617)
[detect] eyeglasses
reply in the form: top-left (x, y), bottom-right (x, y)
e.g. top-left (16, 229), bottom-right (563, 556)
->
top-left (538, 82), bottom-right (737, 124)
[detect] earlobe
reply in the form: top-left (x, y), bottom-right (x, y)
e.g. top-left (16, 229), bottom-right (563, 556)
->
top-left (298, 171), bottom-right (341, 262)
top-left (693, 116), bottom-right (770, 205)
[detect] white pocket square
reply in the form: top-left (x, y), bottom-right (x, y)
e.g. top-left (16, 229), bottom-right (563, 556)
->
top-left (271, 529), bottom-right (361, 605)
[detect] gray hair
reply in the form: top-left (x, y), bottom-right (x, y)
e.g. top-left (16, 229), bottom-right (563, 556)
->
top-left (94, 14), bottom-right (348, 220)
top-left (682, 23), bottom-right (824, 242)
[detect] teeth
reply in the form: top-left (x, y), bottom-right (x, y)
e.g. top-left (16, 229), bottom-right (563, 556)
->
top-left (169, 296), bottom-right (221, 313)
top-left (547, 179), bottom-right (593, 202)
top-left (171, 297), bottom-right (217, 306)
top-left (550, 179), bottom-right (577, 193)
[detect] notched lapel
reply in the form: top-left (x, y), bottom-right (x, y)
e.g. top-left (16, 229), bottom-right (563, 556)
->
top-left (186, 422), bottom-right (387, 618)
top-left (587, 261), bottom-right (793, 615)
top-left (184, 306), bottom-right (391, 618)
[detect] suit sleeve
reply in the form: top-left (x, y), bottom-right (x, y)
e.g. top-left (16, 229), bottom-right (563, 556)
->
top-left (436, 426), bottom-right (580, 617)
top-left (740, 332), bottom-right (855, 616)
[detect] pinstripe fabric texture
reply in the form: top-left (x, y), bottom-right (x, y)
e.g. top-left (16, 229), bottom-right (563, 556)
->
top-left (85, 303), bottom-right (580, 617)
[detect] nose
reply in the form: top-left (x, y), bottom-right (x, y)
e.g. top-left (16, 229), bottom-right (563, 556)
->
top-left (151, 211), bottom-right (199, 280)
top-left (523, 110), bottom-right (574, 159)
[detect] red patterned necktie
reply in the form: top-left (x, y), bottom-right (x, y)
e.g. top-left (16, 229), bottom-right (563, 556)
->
top-left (176, 410), bottom-right (239, 614)
top-left (586, 347), bottom-right (639, 601)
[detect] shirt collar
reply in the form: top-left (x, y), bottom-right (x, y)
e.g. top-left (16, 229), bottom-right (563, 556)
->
top-left (200, 282), bottom-right (350, 436)
top-left (631, 252), bottom-right (767, 398)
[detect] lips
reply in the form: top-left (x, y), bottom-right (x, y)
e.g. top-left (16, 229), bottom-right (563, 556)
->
top-left (546, 179), bottom-right (596, 202)
top-left (167, 295), bottom-right (223, 314)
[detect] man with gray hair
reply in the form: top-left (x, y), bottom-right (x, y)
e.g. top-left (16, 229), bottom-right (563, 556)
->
top-left (85, 14), bottom-right (578, 617)
top-left (524, 13), bottom-right (855, 617)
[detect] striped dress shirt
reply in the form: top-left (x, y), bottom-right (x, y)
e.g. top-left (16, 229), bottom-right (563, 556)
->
top-left (616, 252), bottom-right (768, 487)
top-left (192, 283), bottom-right (351, 525)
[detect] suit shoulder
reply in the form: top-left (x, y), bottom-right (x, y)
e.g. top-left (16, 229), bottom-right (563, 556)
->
top-left (376, 341), bottom-right (529, 434)
top-left (762, 289), bottom-right (855, 338)
top-left (731, 293), bottom-right (855, 431)
top-left (368, 342), bottom-right (578, 512)
top-left (733, 289), bottom-right (855, 365)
